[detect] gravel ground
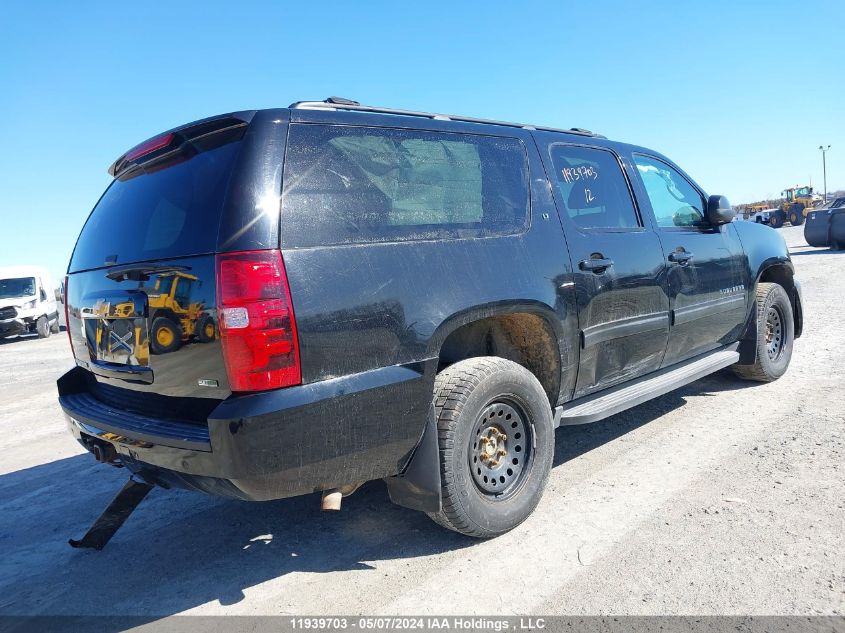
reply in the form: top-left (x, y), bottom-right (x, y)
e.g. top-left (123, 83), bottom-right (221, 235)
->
top-left (0, 224), bottom-right (842, 617)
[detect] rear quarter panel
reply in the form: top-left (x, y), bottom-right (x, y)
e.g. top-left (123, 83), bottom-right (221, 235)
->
top-left (280, 125), bottom-right (580, 404)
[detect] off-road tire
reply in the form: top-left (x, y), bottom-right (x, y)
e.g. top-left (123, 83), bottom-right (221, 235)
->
top-left (196, 314), bottom-right (216, 343)
top-left (150, 316), bottom-right (183, 354)
top-left (427, 357), bottom-right (554, 538)
top-left (769, 212), bottom-right (785, 229)
top-left (733, 283), bottom-right (794, 382)
top-left (788, 206), bottom-right (804, 226)
top-left (36, 316), bottom-right (50, 338)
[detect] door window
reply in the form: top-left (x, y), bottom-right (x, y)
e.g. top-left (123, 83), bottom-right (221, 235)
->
top-left (174, 279), bottom-right (192, 308)
top-left (548, 145), bottom-right (640, 230)
top-left (633, 155), bottom-right (706, 228)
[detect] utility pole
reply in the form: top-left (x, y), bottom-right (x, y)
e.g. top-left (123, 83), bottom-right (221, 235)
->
top-left (819, 145), bottom-right (831, 203)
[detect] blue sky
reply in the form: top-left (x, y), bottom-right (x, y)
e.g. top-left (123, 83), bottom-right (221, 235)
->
top-left (1, 0), bottom-right (842, 282)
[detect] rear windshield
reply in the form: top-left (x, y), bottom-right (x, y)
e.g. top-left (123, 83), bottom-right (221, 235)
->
top-left (69, 138), bottom-right (243, 272)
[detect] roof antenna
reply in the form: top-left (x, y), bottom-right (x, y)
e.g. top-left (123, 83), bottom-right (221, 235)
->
top-left (324, 96), bottom-right (359, 106)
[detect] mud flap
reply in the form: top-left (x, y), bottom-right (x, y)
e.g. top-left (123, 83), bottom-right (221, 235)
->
top-left (69, 478), bottom-right (153, 550)
top-left (737, 300), bottom-right (759, 365)
top-left (384, 406), bottom-right (442, 514)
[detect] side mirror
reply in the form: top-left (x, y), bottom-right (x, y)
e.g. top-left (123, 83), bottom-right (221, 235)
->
top-left (706, 195), bottom-right (735, 225)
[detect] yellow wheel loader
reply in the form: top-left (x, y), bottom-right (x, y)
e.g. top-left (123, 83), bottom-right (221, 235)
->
top-left (146, 272), bottom-right (215, 355)
top-left (109, 271), bottom-right (216, 355)
top-left (775, 186), bottom-right (818, 227)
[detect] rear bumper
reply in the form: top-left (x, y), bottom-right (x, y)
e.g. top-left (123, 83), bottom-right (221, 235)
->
top-left (59, 361), bottom-right (435, 501)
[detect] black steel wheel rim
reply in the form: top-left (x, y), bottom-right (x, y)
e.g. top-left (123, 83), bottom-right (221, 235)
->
top-left (765, 305), bottom-right (784, 360)
top-left (468, 400), bottom-right (533, 498)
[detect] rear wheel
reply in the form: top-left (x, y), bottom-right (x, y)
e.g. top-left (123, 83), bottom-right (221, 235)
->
top-left (427, 357), bottom-right (554, 538)
top-left (151, 316), bottom-right (182, 354)
top-left (36, 316), bottom-right (50, 338)
top-left (733, 283), bottom-right (794, 382)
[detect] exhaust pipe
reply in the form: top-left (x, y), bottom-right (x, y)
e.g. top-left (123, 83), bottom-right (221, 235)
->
top-left (91, 443), bottom-right (118, 465)
top-left (320, 483), bottom-right (362, 511)
top-left (321, 489), bottom-right (343, 511)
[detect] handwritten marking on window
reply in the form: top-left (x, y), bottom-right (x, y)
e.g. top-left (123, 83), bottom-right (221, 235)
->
top-left (584, 188), bottom-right (595, 204)
top-left (561, 165), bottom-right (598, 184)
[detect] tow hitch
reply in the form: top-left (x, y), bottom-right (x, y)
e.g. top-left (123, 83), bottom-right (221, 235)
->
top-left (68, 478), bottom-right (153, 550)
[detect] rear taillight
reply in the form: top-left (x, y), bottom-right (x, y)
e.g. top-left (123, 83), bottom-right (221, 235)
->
top-left (216, 250), bottom-right (301, 392)
top-left (63, 275), bottom-right (73, 353)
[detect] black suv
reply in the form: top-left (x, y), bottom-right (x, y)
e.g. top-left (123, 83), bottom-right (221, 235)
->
top-left (59, 98), bottom-right (803, 540)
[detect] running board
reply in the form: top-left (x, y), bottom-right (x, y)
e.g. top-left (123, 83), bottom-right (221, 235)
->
top-left (554, 346), bottom-right (740, 427)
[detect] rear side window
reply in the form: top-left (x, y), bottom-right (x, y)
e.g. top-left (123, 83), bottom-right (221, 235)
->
top-left (281, 124), bottom-right (529, 247)
top-left (69, 137), bottom-right (243, 272)
top-left (548, 144), bottom-right (640, 230)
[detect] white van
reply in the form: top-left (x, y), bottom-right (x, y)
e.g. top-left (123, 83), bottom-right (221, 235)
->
top-left (0, 266), bottom-right (60, 339)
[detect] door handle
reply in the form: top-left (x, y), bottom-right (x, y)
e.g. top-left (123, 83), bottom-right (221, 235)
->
top-left (579, 257), bottom-right (614, 273)
top-left (668, 250), bottom-right (694, 264)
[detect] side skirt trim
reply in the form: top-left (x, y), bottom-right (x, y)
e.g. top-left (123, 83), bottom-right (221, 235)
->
top-left (554, 343), bottom-right (740, 427)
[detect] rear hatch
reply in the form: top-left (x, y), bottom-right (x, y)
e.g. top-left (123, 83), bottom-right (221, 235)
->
top-left (65, 115), bottom-right (251, 419)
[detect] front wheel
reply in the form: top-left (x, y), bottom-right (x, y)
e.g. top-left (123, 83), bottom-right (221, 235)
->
top-left (427, 357), bottom-right (554, 538)
top-left (150, 316), bottom-right (183, 354)
top-left (769, 211), bottom-right (785, 229)
top-left (733, 283), bottom-right (794, 382)
top-left (196, 314), bottom-right (216, 343)
top-left (36, 316), bottom-right (50, 338)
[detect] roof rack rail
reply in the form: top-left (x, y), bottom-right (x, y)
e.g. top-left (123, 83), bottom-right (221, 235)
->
top-left (288, 97), bottom-right (604, 139)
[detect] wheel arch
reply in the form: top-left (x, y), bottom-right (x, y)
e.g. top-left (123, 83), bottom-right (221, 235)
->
top-left (426, 300), bottom-right (570, 406)
top-left (386, 301), bottom-right (571, 515)
top-left (757, 261), bottom-right (802, 339)
top-left (738, 260), bottom-right (803, 364)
